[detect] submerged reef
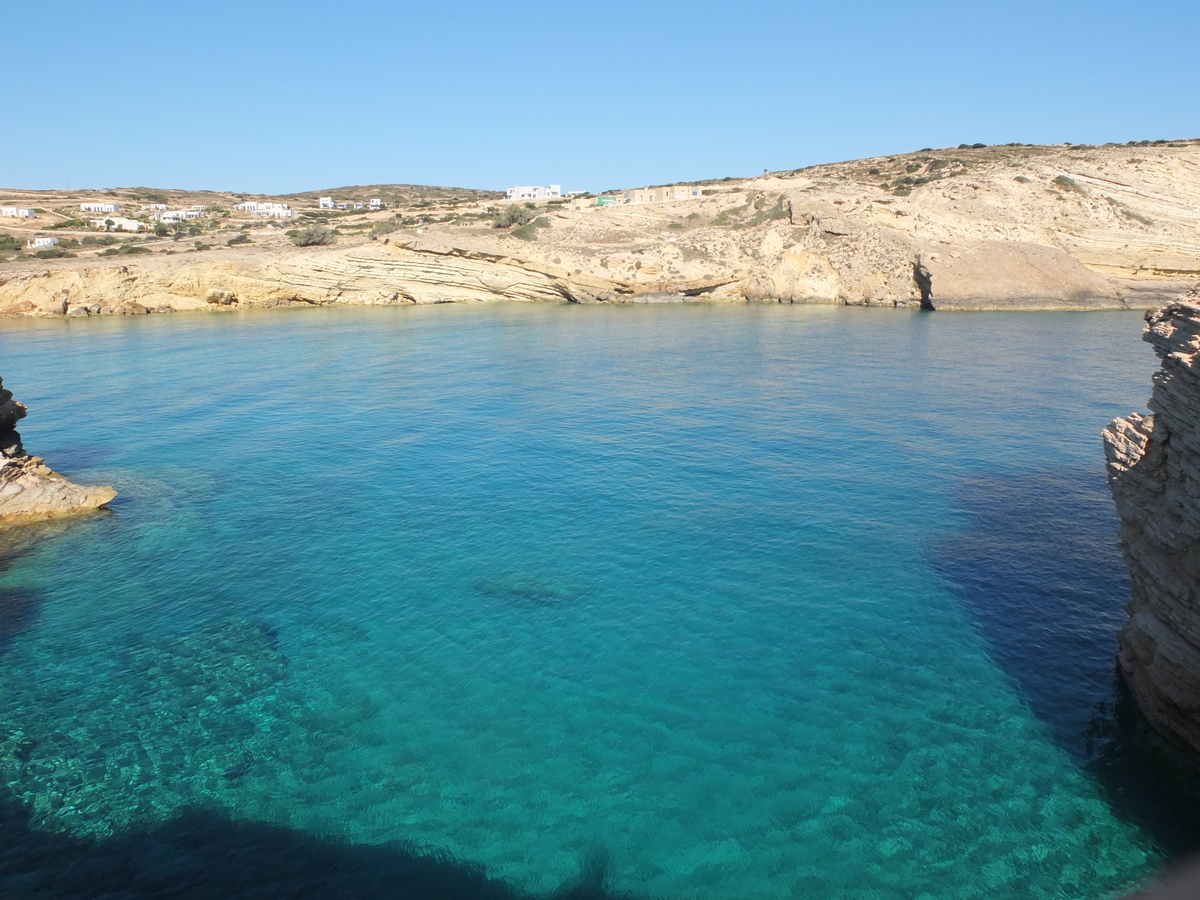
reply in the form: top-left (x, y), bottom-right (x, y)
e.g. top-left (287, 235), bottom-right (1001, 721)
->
top-left (0, 376), bottom-right (115, 525)
top-left (1104, 288), bottom-right (1200, 756)
top-left (0, 619), bottom-right (293, 838)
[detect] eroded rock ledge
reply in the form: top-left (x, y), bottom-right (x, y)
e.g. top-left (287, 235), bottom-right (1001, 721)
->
top-left (1104, 288), bottom-right (1200, 754)
top-left (0, 377), bottom-right (116, 525)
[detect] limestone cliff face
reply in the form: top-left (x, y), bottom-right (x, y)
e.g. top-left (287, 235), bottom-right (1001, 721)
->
top-left (2, 141), bottom-right (1197, 317)
top-left (0, 377), bottom-right (116, 526)
top-left (1104, 288), bottom-right (1200, 754)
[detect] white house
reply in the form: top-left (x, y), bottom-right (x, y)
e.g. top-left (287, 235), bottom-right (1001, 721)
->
top-left (155, 210), bottom-right (203, 223)
top-left (0, 207), bottom-right (37, 218)
top-left (505, 185), bottom-right (562, 202)
top-left (336, 203), bottom-right (349, 210)
top-left (27, 236), bottom-right (59, 249)
top-left (319, 197), bottom-right (335, 209)
top-left (146, 204), bottom-right (169, 211)
top-left (369, 198), bottom-right (382, 210)
top-left (353, 202), bottom-right (364, 210)
top-left (81, 202), bottom-right (119, 213)
top-left (92, 216), bottom-right (144, 232)
top-left (250, 208), bottom-right (295, 218)
top-left (190, 205), bottom-right (207, 211)
top-left (234, 201), bottom-right (291, 212)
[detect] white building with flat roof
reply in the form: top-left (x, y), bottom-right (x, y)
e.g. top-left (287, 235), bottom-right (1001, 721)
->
top-left (250, 208), bottom-right (295, 218)
top-left (81, 202), bottom-right (119, 213)
top-left (92, 217), bottom-right (144, 232)
top-left (0, 207), bottom-right (36, 218)
top-left (235, 201), bottom-right (291, 212)
top-left (369, 198), bottom-right (382, 210)
top-left (319, 197), bottom-right (334, 209)
top-left (27, 236), bottom-right (59, 249)
top-left (505, 185), bottom-right (561, 202)
top-left (155, 210), bottom-right (203, 223)
top-left (146, 204), bottom-right (169, 211)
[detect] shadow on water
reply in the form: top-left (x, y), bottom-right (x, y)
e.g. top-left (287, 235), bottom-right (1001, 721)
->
top-left (0, 520), bottom-right (76, 661)
top-left (931, 466), bottom-right (1200, 857)
top-left (0, 586), bottom-right (42, 659)
top-left (36, 445), bottom-right (117, 472)
top-left (0, 791), bottom-right (644, 900)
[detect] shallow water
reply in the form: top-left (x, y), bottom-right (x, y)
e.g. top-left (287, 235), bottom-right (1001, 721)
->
top-left (0, 303), bottom-right (1185, 898)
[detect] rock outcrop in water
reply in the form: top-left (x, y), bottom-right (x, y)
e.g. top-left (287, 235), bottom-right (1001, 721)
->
top-left (0, 377), bottom-right (115, 525)
top-left (1104, 288), bottom-right (1200, 755)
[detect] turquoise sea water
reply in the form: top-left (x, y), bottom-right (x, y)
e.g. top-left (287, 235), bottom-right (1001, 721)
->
top-left (0, 304), bottom-right (1189, 898)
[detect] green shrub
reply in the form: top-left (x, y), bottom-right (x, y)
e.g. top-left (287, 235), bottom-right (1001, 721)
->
top-left (1053, 175), bottom-right (1083, 193)
top-left (290, 225), bottom-right (336, 247)
top-left (668, 222), bottom-right (683, 230)
top-left (33, 247), bottom-right (75, 259)
top-left (100, 244), bottom-right (151, 256)
top-left (492, 206), bottom-right (535, 228)
top-left (510, 218), bottom-right (550, 240)
top-left (0, 235), bottom-right (20, 253)
top-left (226, 233), bottom-right (252, 246)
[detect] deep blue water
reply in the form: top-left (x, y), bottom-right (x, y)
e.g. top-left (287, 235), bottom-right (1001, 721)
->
top-left (0, 303), bottom-right (1188, 898)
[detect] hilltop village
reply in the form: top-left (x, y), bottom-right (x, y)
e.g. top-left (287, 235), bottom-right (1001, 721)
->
top-left (1, 139), bottom-right (1198, 314)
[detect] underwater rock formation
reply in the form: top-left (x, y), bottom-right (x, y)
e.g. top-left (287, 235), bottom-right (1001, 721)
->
top-left (0, 376), bottom-right (116, 525)
top-left (1104, 288), bottom-right (1200, 755)
top-left (0, 619), bottom-right (293, 837)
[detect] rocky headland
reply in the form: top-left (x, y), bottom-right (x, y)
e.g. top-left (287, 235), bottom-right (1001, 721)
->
top-left (1104, 288), bottom-right (1200, 755)
top-left (2, 140), bottom-right (1199, 316)
top-left (0, 377), bottom-right (115, 525)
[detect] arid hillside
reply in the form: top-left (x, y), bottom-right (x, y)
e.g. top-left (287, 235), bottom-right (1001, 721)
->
top-left (2, 139), bottom-right (1198, 316)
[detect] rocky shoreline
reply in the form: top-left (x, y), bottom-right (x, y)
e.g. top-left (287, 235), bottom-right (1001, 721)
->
top-left (1104, 288), bottom-right (1200, 756)
top-left (2, 142), bottom-right (1197, 317)
top-left (0, 377), bottom-right (115, 526)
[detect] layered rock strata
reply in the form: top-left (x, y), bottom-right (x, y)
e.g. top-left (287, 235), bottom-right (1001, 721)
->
top-left (0, 377), bottom-right (116, 525)
top-left (3, 141), bottom-right (1198, 316)
top-left (1104, 288), bottom-right (1200, 754)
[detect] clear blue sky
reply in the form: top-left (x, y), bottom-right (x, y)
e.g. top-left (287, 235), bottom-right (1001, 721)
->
top-left (5, 0), bottom-right (1197, 194)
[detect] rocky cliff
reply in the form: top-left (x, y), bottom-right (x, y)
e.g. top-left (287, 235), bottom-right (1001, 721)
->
top-left (0, 377), bottom-right (116, 525)
top-left (1104, 288), bottom-right (1200, 754)
top-left (2, 140), bottom-right (1198, 316)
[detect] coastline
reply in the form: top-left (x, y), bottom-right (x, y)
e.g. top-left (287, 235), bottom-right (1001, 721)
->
top-left (3, 141), bottom-right (1197, 318)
